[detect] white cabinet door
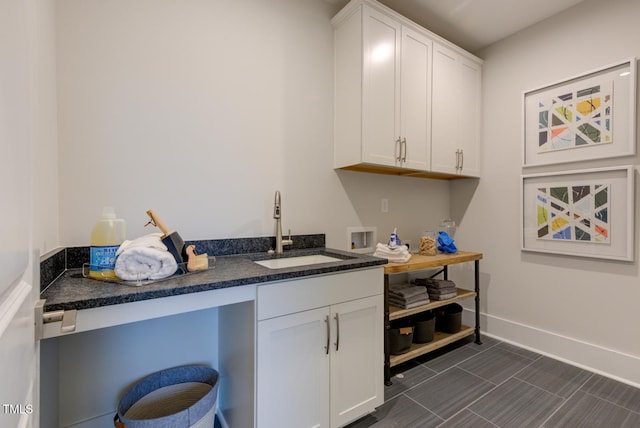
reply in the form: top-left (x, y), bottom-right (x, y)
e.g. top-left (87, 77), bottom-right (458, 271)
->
top-left (457, 56), bottom-right (482, 177)
top-left (399, 26), bottom-right (432, 171)
top-left (0, 1), bottom-right (38, 427)
top-left (362, 6), bottom-right (401, 167)
top-left (257, 307), bottom-right (331, 428)
top-left (362, 7), bottom-right (433, 171)
top-left (330, 295), bottom-right (384, 428)
top-left (431, 42), bottom-right (482, 177)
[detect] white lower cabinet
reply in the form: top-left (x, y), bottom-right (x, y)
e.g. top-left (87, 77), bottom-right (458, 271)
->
top-left (258, 306), bottom-right (331, 428)
top-left (257, 268), bottom-right (384, 428)
top-left (330, 296), bottom-right (383, 427)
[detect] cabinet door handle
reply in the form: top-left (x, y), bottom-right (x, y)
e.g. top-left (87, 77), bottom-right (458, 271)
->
top-left (395, 137), bottom-right (402, 162)
top-left (401, 138), bottom-right (407, 162)
top-left (324, 315), bottom-right (330, 355)
top-left (459, 149), bottom-right (464, 170)
top-left (334, 313), bottom-right (340, 352)
top-left (455, 149), bottom-right (460, 170)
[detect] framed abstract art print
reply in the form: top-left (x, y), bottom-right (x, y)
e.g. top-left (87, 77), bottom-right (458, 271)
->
top-left (523, 58), bottom-right (636, 167)
top-left (521, 166), bottom-right (634, 261)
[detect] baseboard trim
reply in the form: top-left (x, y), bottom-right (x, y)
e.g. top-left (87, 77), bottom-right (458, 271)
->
top-left (463, 309), bottom-right (640, 388)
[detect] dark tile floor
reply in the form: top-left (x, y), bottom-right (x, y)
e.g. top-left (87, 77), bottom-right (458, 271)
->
top-left (346, 336), bottom-right (640, 428)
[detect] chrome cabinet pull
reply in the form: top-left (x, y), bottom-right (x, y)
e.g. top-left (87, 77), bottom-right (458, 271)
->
top-left (325, 315), bottom-right (330, 355)
top-left (454, 149), bottom-right (460, 170)
top-left (459, 149), bottom-right (464, 170)
top-left (334, 313), bottom-right (340, 352)
top-left (395, 137), bottom-right (402, 162)
top-left (401, 138), bottom-right (407, 162)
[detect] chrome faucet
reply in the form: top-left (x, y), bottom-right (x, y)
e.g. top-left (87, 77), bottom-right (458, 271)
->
top-left (274, 191), bottom-right (293, 254)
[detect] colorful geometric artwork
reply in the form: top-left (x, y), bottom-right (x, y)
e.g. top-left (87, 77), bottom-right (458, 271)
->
top-left (536, 183), bottom-right (610, 243)
top-left (537, 81), bottom-right (613, 153)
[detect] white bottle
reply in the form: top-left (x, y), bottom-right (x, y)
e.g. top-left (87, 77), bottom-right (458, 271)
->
top-left (89, 207), bottom-right (126, 279)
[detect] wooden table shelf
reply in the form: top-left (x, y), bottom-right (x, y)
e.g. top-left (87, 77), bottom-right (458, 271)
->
top-left (384, 251), bottom-right (483, 385)
top-left (389, 288), bottom-right (476, 321)
top-left (390, 325), bottom-right (475, 366)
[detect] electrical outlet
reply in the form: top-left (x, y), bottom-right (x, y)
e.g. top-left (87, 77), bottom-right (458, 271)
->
top-left (381, 198), bottom-right (388, 213)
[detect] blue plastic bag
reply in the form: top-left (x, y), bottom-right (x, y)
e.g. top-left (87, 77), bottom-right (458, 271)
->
top-left (437, 231), bottom-right (457, 254)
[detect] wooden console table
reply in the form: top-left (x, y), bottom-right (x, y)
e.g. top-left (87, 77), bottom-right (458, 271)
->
top-left (384, 251), bottom-right (483, 385)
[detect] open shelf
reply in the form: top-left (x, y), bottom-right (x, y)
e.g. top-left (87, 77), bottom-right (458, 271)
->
top-left (383, 251), bottom-right (483, 385)
top-left (389, 325), bottom-right (475, 366)
top-left (389, 288), bottom-right (475, 321)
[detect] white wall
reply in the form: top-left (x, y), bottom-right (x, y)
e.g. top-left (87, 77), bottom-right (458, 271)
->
top-left (454, 0), bottom-right (640, 385)
top-left (31, 0), bottom-right (59, 256)
top-left (54, 0), bottom-right (450, 250)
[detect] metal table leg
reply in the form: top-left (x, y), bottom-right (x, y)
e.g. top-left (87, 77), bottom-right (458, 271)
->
top-left (384, 274), bottom-right (392, 386)
top-left (474, 259), bottom-right (482, 344)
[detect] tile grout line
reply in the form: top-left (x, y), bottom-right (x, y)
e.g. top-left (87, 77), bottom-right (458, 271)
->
top-left (536, 372), bottom-right (596, 428)
top-left (402, 392), bottom-right (446, 425)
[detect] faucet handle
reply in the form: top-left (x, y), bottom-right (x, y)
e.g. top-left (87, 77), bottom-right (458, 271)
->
top-left (282, 229), bottom-right (294, 247)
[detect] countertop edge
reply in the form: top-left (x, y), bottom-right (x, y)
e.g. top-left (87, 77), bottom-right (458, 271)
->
top-left (41, 248), bottom-right (387, 312)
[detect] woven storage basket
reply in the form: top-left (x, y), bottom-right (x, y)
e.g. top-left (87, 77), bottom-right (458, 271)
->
top-left (114, 365), bottom-right (219, 428)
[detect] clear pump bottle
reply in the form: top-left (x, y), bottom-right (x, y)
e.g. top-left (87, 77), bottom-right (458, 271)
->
top-left (89, 207), bottom-right (126, 279)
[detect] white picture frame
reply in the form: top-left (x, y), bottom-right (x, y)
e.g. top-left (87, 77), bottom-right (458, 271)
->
top-left (522, 58), bottom-right (636, 167)
top-left (521, 166), bottom-right (634, 261)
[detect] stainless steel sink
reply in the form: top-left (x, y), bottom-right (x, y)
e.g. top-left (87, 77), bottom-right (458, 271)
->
top-left (254, 254), bottom-right (343, 269)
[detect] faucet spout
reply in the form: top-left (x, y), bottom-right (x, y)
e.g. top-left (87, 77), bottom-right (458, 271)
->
top-left (273, 190), bottom-right (293, 254)
top-left (274, 191), bottom-right (281, 219)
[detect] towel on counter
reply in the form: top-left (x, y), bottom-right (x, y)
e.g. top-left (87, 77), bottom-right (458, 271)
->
top-left (116, 233), bottom-right (168, 254)
top-left (114, 233), bottom-right (178, 281)
top-left (373, 243), bottom-right (412, 263)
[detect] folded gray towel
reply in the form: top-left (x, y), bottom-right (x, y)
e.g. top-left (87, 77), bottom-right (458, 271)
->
top-left (389, 283), bottom-right (428, 299)
top-left (414, 278), bottom-right (457, 289)
top-left (426, 286), bottom-right (456, 295)
top-left (389, 293), bottom-right (429, 304)
top-left (428, 292), bottom-right (457, 300)
top-left (389, 297), bottom-right (430, 309)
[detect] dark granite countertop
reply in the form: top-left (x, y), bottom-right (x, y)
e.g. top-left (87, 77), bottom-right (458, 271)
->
top-left (40, 247), bottom-right (387, 312)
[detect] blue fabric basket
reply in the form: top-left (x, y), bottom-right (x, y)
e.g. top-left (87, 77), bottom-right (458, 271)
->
top-left (114, 365), bottom-right (219, 428)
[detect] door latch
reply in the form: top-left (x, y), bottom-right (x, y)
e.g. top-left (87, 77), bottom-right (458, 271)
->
top-left (35, 299), bottom-right (77, 339)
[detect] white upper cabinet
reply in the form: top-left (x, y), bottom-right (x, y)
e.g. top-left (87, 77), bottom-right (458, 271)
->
top-left (399, 26), bottom-right (432, 171)
top-left (431, 42), bottom-right (482, 177)
top-left (335, 3), bottom-right (432, 172)
top-left (360, 6), bottom-right (401, 167)
top-left (333, 0), bottom-right (482, 179)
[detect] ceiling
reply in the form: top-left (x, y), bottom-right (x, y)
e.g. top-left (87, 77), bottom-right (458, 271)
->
top-left (329, 0), bottom-right (585, 54)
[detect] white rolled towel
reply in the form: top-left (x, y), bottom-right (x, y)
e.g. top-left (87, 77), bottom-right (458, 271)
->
top-left (116, 233), bottom-right (168, 255)
top-left (373, 243), bottom-right (411, 263)
top-left (115, 233), bottom-right (178, 281)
